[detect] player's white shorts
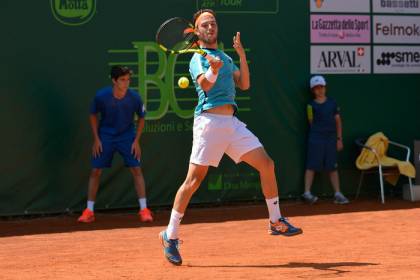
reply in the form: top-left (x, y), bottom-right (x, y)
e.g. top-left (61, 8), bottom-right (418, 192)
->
top-left (190, 113), bottom-right (263, 167)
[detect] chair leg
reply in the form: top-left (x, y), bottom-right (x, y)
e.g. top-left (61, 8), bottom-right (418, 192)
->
top-left (356, 171), bottom-right (364, 200)
top-left (378, 165), bottom-right (385, 204)
top-left (408, 177), bottom-right (414, 202)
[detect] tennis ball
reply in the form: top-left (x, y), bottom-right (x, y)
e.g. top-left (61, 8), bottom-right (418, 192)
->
top-left (178, 77), bottom-right (189, 89)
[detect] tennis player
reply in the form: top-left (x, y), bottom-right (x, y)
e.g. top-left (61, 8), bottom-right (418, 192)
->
top-left (159, 10), bottom-right (302, 266)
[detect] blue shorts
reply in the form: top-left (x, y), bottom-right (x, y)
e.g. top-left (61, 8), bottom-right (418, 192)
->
top-left (306, 137), bottom-right (337, 172)
top-left (91, 138), bottom-right (140, 169)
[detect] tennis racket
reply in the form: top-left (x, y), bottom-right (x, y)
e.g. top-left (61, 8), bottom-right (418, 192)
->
top-left (156, 17), bottom-right (209, 58)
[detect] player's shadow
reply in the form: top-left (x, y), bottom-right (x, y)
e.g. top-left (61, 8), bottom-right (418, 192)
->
top-left (187, 261), bottom-right (378, 276)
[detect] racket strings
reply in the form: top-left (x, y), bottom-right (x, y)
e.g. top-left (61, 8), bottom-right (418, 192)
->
top-left (156, 18), bottom-right (198, 52)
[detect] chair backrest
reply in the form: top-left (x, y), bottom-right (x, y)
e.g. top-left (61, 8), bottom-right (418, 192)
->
top-left (354, 138), bottom-right (368, 151)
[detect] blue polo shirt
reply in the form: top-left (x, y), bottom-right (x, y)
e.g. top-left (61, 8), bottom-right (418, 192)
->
top-left (90, 87), bottom-right (146, 142)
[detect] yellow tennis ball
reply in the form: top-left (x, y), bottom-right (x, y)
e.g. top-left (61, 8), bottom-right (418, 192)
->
top-left (178, 77), bottom-right (189, 89)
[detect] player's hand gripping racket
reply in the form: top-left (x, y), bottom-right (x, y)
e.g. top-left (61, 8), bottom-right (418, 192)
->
top-left (156, 17), bottom-right (209, 58)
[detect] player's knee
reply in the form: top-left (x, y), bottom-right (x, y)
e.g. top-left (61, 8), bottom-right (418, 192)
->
top-left (90, 168), bottom-right (102, 178)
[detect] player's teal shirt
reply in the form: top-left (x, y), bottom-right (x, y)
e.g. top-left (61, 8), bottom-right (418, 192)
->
top-left (189, 48), bottom-right (239, 116)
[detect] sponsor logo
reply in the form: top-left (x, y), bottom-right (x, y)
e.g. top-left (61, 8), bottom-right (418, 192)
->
top-left (318, 48), bottom-right (365, 68)
top-left (312, 18), bottom-right (369, 32)
top-left (50, 0), bottom-right (96, 26)
top-left (380, 0), bottom-right (419, 9)
top-left (376, 50), bottom-right (420, 65)
top-left (376, 23), bottom-right (420, 36)
top-left (311, 46), bottom-right (371, 74)
top-left (311, 15), bottom-right (370, 43)
top-left (373, 0), bottom-right (420, 13)
top-left (310, 0), bottom-right (370, 13)
top-left (374, 46), bottom-right (420, 73)
top-left (374, 16), bottom-right (420, 43)
top-left (315, 0), bottom-right (324, 8)
top-left (208, 172), bottom-right (260, 191)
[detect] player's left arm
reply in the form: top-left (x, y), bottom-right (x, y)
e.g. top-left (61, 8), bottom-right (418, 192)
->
top-left (232, 32), bottom-right (250, 90)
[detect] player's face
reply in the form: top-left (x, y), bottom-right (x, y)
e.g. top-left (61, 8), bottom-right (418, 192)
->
top-left (312, 85), bottom-right (326, 98)
top-left (195, 13), bottom-right (218, 45)
top-left (113, 74), bottom-right (130, 91)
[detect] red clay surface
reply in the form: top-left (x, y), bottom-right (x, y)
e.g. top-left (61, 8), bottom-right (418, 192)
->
top-left (1, 199), bottom-right (420, 279)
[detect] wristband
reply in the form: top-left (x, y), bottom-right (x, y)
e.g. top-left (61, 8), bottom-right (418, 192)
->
top-left (204, 68), bottom-right (218, 83)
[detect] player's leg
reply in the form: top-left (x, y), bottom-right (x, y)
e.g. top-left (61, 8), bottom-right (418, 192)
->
top-left (169, 113), bottom-right (226, 216)
top-left (160, 163), bottom-right (208, 265)
top-left (240, 147), bottom-right (302, 236)
top-left (240, 147), bottom-right (277, 198)
top-left (160, 114), bottom-right (226, 265)
top-left (172, 163), bottom-right (208, 215)
top-left (226, 118), bottom-right (302, 236)
top-left (165, 163), bottom-right (208, 242)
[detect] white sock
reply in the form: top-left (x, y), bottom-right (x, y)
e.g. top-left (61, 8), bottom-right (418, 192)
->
top-left (87, 200), bottom-right (95, 212)
top-left (335, 191), bottom-right (342, 197)
top-left (265, 197), bottom-right (282, 223)
top-left (166, 209), bottom-right (184, 240)
top-left (138, 198), bottom-right (147, 210)
top-left (304, 191), bottom-right (311, 196)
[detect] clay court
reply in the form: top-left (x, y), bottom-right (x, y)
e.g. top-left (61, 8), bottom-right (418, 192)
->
top-left (1, 199), bottom-right (419, 280)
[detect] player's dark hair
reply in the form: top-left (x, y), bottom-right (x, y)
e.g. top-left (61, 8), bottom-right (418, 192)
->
top-left (193, 9), bottom-right (216, 26)
top-left (110, 65), bottom-right (133, 80)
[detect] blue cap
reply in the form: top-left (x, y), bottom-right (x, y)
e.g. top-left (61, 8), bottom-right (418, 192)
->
top-left (310, 75), bottom-right (326, 89)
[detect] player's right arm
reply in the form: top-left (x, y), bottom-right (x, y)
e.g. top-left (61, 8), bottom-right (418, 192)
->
top-left (89, 96), bottom-right (102, 158)
top-left (190, 55), bottom-right (223, 92)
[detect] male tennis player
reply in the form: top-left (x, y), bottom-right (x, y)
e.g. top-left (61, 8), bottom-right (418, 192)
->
top-left (159, 10), bottom-right (302, 265)
top-left (78, 66), bottom-right (153, 223)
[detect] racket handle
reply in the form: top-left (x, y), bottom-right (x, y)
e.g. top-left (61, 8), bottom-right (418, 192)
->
top-left (200, 50), bottom-right (208, 58)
